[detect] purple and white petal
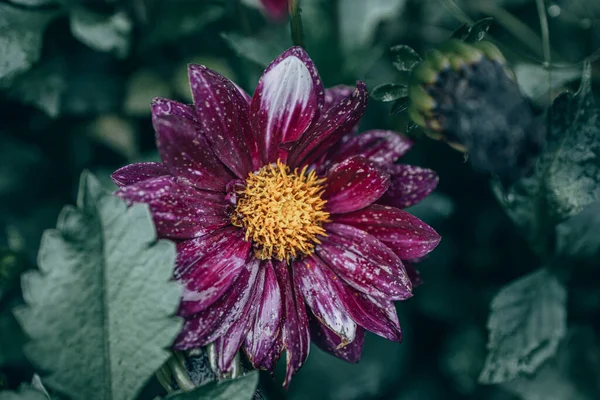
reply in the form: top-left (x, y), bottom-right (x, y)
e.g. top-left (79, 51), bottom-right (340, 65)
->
top-left (215, 267), bottom-right (265, 372)
top-left (316, 223), bottom-right (412, 300)
top-left (294, 256), bottom-right (356, 344)
top-left (115, 176), bottom-right (229, 239)
top-left (111, 162), bottom-right (169, 187)
top-left (152, 97), bottom-right (199, 123)
top-left (244, 261), bottom-right (284, 370)
top-left (273, 260), bottom-right (310, 388)
top-left (175, 227), bottom-right (252, 316)
top-left (336, 284), bottom-right (403, 342)
top-left (323, 85), bottom-right (355, 112)
top-left (189, 64), bottom-right (259, 177)
top-left (333, 204), bottom-right (440, 260)
top-left (287, 82), bottom-right (368, 168)
top-left (379, 164), bottom-right (439, 209)
top-left (328, 130), bottom-right (413, 167)
top-left (310, 318), bottom-right (365, 363)
top-left (250, 46), bottom-right (324, 164)
top-left (152, 111), bottom-right (234, 192)
top-left (323, 156), bottom-right (390, 214)
top-left (174, 258), bottom-right (261, 350)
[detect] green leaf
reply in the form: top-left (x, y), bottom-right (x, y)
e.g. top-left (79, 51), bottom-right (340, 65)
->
top-left (390, 45), bottom-right (422, 72)
top-left (8, 58), bottom-right (67, 118)
top-left (452, 17), bottom-right (494, 43)
top-left (390, 97), bottom-right (409, 115)
top-left (502, 328), bottom-right (600, 400)
top-left (543, 61), bottom-right (600, 221)
top-left (13, 171), bottom-right (182, 400)
top-left (221, 32), bottom-right (286, 68)
top-left (496, 60), bottom-right (600, 248)
top-left (0, 4), bottom-right (59, 87)
top-left (165, 372), bottom-right (259, 400)
top-left (515, 64), bottom-right (580, 101)
top-left (479, 268), bottom-right (567, 384)
top-left (0, 386), bottom-right (48, 400)
top-left (139, 2), bottom-right (225, 51)
top-left (371, 83), bottom-right (408, 102)
top-left (338, 0), bottom-right (408, 53)
top-left (69, 8), bottom-right (132, 59)
top-left (555, 200), bottom-right (600, 260)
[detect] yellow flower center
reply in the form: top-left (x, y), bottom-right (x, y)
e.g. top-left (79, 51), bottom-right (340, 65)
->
top-left (232, 160), bottom-right (330, 261)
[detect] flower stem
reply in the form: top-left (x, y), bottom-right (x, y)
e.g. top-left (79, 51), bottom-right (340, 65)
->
top-left (289, 0), bottom-right (305, 48)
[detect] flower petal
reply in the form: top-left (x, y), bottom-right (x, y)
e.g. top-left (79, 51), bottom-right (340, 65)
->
top-left (260, 0), bottom-right (289, 21)
top-left (287, 81), bottom-right (368, 168)
top-left (329, 130), bottom-right (413, 167)
top-left (152, 102), bottom-right (234, 191)
top-left (310, 319), bottom-right (365, 363)
top-left (323, 156), bottom-right (390, 214)
top-left (244, 261), bottom-right (284, 370)
top-left (336, 285), bottom-right (403, 342)
top-left (175, 227), bottom-right (252, 316)
top-left (405, 262), bottom-right (424, 287)
top-left (115, 176), bottom-right (230, 239)
top-left (317, 223), bottom-right (412, 300)
top-left (324, 85), bottom-right (355, 112)
top-left (294, 256), bottom-right (356, 344)
top-left (189, 64), bottom-right (259, 176)
top-left (111, 162), bottom-right (169, 187)
top-left (250, 46), bottom-right (324, 164)
top-left (273, 260), bottom-right (310, 388)
top-left (215, 266), bottom-right (265, 372)
top-left (379, 164), bottom-right (439, 209)
top-left (174, 258), bottom-right (261, 350)
top-left (333, 204), bottom-right (440, 260)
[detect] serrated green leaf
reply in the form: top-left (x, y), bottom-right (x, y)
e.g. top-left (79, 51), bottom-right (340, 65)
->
top-left (69, 8), bottom-right (132, 59)
top-left (555, 200), bottom-right (600, 260)
top-left (479, 268), bottom-right (567, 384)
top-left (13, 171), bottom-right (182, 400)
top-left (544, 61), bottom-right (600, 220)
top-left (371, 83), bottom-right (408, 102)
top-left (0, 4), bottom-right (59, 87)
top-left (165, 372), bottom-right (259, 400)
top-left (0, 386), bottom-right (48, 400)
top-left (502, 328), bottom-right (600, 400)
top-left (496, 60), bottom-right (600, 249)
top-left (221, 32), bottom-right (286, 68)
top-left (390, 45), bottom-right (422, 72)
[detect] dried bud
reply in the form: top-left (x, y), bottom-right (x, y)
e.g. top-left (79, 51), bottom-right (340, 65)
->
top-left (408, 39), bottom-right (545, 185)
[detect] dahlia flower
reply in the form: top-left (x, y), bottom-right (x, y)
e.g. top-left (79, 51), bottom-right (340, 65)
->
top-left (112, 46), bottom-right (440, 386)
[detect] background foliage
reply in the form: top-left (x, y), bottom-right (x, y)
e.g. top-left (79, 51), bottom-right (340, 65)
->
top-left (1, 0), bottom-right (599, 399)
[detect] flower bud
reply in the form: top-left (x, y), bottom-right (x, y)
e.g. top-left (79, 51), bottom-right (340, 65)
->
top-left (408, 39), bottom-right (545, 185)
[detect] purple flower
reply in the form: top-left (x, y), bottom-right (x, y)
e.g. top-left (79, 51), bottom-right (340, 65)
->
top-left (260, 0), bottom-right (289, 21)
top-left (112, 47), bottom-right (440, 387)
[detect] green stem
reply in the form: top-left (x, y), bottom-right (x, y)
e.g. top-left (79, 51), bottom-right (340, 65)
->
top-left (289, 0), bottom-right (305, 48)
